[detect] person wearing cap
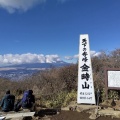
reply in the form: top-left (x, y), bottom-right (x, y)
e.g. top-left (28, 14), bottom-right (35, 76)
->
top-left (0, 90), bottom-right (15, 112)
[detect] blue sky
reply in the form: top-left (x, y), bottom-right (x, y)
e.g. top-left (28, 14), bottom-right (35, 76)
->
top-left (0, 0), bottom-right (120, 66)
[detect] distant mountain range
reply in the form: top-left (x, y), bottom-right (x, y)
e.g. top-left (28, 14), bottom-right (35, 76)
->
top-left (0, 62), bottom-right (71, 80)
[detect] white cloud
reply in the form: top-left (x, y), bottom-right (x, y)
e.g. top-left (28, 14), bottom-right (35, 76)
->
top-left (64, 56), bottom-right (73, 60)
top-left (64, 51), bottom-right (101, 62)
top-left (90, 51), bottom-right (101, 57)
top-left (46, 55), bottom-right (61, 63)
top-left (0, 53), bottom-right (62, 66)
top-left (0, 0), bottom-right (68, 13)
top-left (0, 0), bottom-right (46, 13)
top-left (0, 51), bottom-right (101, 66)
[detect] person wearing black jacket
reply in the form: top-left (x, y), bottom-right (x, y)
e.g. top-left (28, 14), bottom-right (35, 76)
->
top-left (0, 90), bottom-right (15, 112)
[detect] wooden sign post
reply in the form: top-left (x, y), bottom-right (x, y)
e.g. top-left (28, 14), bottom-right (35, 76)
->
top-left (105, 68), bottom-right (120, 99)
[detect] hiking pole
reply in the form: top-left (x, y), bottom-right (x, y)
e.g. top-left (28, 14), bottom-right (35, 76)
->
top-left (96, 89), bottom-right (100, 115)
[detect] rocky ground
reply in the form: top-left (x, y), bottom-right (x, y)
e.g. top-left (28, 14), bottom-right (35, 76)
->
top-left (2, 107), bottom-right (120, 120)
top-left (50, 110), bottom-right (120, 120)
top-left (2, 100), bottom-right (120, 120)
top-left (32, 109), bottom-right (120, 120)
top-left (33, 100), bottom-right (120, 120)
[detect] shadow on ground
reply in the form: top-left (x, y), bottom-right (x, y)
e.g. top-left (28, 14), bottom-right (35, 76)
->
top-left (34, 109), bottom-right (59, 117)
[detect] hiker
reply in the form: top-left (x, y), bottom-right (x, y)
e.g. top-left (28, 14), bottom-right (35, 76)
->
top-left (14, 99), bottom-right (22, 112)
top-left (21, 90), bottom-right (35, 111)
top-left (0, 90), bottom-right (15, 112)
top-left (14, 90), bottom-right (35, 112)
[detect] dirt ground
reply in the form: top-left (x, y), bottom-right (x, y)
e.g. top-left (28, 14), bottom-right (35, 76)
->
top-left (34, 99), bottom-right (120, 120)
top-left (34, 109), bottom-right (120, 120)
top-left (50, 110), bottom-right (120, 120)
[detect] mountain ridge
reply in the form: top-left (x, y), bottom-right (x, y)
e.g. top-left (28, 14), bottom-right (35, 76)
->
top-left (0, 62), bottom-right (71, 80)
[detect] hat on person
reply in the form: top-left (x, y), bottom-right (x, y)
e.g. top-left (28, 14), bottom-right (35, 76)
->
top-left (29, 90), bottom-right (33, 94)
top-left (6, 90), bottom-right (10, 94)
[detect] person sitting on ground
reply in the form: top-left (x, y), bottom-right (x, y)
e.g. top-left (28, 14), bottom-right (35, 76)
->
top-left (0, 90), bottom-right (15, 112)
top-left (21, 90), bottom-right (35, 111)
top-left (14, 90), bottom-right (35, 112)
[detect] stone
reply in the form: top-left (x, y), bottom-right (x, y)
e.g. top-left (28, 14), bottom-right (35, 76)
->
top-left (5, 112), bottom-right (35, 119)
top-left (41, 116), bottom-right (51, 120)
top-left (89, 113), bottom-right (100, 120)
top-left (76, 107), bottom-right (84, 112)
top-left (11, 117), bottom-right (23, 120)
top-left (0, 116), bottom-right (6, 120)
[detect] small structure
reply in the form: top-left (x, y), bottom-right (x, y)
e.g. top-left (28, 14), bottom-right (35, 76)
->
top-left (105, 68), bottom-right (120, 99)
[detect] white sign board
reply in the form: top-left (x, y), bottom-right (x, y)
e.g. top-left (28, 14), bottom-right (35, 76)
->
top-left (108, 71), bottom-right (120, 87)
top-left (77, 34), bottom-right (95, 104)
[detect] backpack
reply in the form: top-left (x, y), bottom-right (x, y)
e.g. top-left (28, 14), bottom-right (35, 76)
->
top-left (21, 90), bottom-right (32, 108)
top-left (6, 95), bottom-right (15, 110)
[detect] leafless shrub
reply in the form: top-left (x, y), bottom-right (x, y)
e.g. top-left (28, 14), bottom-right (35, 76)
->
top-left (0, 49), bottom-right (120, 103)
